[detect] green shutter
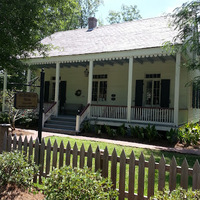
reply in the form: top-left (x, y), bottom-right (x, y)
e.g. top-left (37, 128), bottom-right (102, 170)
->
top-left (161, 79), bottom-right (170, 108)
top-left (135, 80), bottom-right (143, 106)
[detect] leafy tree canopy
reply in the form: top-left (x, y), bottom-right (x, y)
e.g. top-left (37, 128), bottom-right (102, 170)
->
top-left (0, 0), bottom-right (102, 72)
top-left (107, 4), bottom-right (142, 24)
top-left (165, 0), bottom-right (200, 71)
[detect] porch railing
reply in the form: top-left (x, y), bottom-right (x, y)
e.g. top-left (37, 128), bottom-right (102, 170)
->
top-left (90, 104), bottom-right (174, 124)
top-left (76, 104), bottom-right (90, 132)
top-left (91, 104), bottom-right (127, 120)
top-left (42, 102), bottom-right (57, 127)
top-left (131, 106), bottom-right (174, 123)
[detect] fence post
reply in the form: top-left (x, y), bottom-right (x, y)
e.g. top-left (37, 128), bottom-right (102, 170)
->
top-left (0, 124), bottom-right (10, 153)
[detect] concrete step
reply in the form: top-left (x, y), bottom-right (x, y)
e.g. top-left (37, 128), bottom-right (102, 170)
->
top-left (42, 127), bottom-right (76, 135)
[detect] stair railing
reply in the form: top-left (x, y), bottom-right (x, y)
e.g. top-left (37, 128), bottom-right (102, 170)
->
top-left (76, 104), bottom-right (90, 132)
top-left (42, 102), bottom-right (57, 127)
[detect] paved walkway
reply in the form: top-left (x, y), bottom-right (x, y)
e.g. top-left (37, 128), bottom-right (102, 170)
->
top-left (16, 128), bottom-right (200, 156)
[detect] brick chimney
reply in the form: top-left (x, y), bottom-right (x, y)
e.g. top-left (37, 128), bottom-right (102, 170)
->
top-left (88, 17), bottom-right (97, 30)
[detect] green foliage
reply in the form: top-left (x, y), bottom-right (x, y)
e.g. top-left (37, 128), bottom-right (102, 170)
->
top-left (164, 1), bottom-right (200, 71)
top-left (152, 187), bottom-right (200, 200)
top-left (166, 128), bottom-right (179, 144)
top-left (129, 125), bottom-right (160, 141)
top-left (107, 4), bottom-right (141, 24)
top-left (0, 90), bottom-right (35, 131)
top-left (145, 124), bottom-right (159, 142)
top-left (0, 112), bottom-right (9, 124)
top-left (178, 122), bottom-right (200, 146)
top-left (0, 0), bottom-right (103, 70)
top-left (44, 166), bottom-right (118, 200)
top-left (117, 123), bottom-right (127, 137)
top-left (81, 120), bottom-right (91, 133)
top-left (0, 151), bottom-right (38, 188)
top-left (105, 125), bottom-right (117, 137)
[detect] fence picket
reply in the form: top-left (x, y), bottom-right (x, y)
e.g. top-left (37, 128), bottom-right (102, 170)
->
top-left (28, 137), bottom-right (33, 161)
top-left (148, 154), bottom-right (155, 198)
top-left (72, 142), bottom-right (78, 168)
top-left (13, 135), bottom-right (17, 150)
top-left (87, 145), bottom-right (92, 168)
top-left (66, 141), bottom-right (71, 166)
top-left (128, 151), bottom-right (135, 200)
top-left (111, 148), bottom-right (117, 189)
top-left (138, 153), bottom-right (145, 200)
top-left (193, 160), bottom-right (200, 190)
top-left (119, 150), bottom-right (126, 200)
top-left (95, 146), bottom-right (101, 171)
top-left (80, 144), bottom-right (85, 168)
top-left (33, 138), bottom-right (39, 183)
top-left (158, 155), bottom-right (166, 191)
top-left (102, 146), bottom-right (109, 178)
top-left (23, 136), bottom-right (28, 156)
top-left (7, 134), bottom-right (12, 152)
top-left (3, 136), bottom-right (199, 200)
top-left (59, 141), bottom-right (64, 168)
top-left (39, 139), bottom-right (45, 184)
top-left (181, 158), bottom-right (188, 189)
top-left (18, 136), bottom-right (22, 151)
top-left (169, 156), bottom-right (177, 191)
top-left (52, 140), bottom-right (58, 170)
top-left (46, 139), bottom-right (51, 176)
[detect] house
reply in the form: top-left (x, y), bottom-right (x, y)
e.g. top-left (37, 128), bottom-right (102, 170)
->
top-left (25, 16), bottom-right (200, 133)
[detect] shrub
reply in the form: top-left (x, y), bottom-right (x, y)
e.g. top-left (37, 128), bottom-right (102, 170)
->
top-left (166, 128), bottom-right (178, 144)
top-left (144, 124), bottom-right (159, 142)
top-left (152, 187), bottom-right (200, 200)
top-left (0, 112), bottom-right (9, 124)
top-left (129, 125), bottom-right (145, 139)
top-left (178, 123), bottom-right (200, 146)
top-left (105, 125), bottom-right (117, 137)
top-left (44, 166), bottom-right (118, 200)
top-left (0, 151), bottom-right (38, 188)
top-left (117, 123), bottom-right (127, 137)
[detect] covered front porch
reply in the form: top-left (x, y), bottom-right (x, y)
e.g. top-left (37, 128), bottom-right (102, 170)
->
top-left (25, 48), bottom-right (184, 132)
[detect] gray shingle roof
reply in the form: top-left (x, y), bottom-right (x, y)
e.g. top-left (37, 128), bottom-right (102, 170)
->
top-left (40, 16), bottom-right (177, 57)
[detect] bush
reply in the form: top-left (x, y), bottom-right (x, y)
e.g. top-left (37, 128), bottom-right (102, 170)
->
top-left (117, 123), bottom-right (127, 137)
top-left (0, 112), bottom-right (9, 124)
top-left (152, 187), bottom-right (200, 200)
top-left (178, 123), bottom-right (200, 146)
top-left (166, 128), bottom-right (178, 144)
top-left (0, 151), bottom-right (38, 188)
top-left (44, 166), bottom-right (118, 200)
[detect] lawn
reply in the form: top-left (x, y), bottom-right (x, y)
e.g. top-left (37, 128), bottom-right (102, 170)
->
top-left (42, 136), bottom-right (200, 197)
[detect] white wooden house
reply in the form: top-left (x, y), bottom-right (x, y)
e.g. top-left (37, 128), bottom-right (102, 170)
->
top-left (25, 16), bottom-right (200, 133)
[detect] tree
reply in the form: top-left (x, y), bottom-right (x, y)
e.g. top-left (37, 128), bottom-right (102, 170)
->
top-left (107, 4), bottom-right (142, 24)
top-left (165, 1), bottom-right (200, 71)
top-left (78, 0), bottom-right (103, 28)
top-left (0, 0), bottom-right (80, 71)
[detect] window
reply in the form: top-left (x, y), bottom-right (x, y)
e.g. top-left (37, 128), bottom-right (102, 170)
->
top-left (92, 74), bottom-right (107, 102)
top-left (192, 83), bottom-right (200, 108)
top-left (145, 80), bottom-right (160, 106)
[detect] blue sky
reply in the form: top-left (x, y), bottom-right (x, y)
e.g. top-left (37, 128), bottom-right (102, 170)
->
top-left (96, 0), bottom-right (192, 24)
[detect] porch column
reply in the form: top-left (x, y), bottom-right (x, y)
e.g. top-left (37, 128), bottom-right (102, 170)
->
top-left (55, 62), bottom-right (60, 116)
top-left (87, 60), bottom-right (93, 104)
top-left (127, 57), bottom-right (133, 121)
top-left (2, 70), bottom-right (7, 112)
top-left (26, 69), bottom-right (31, 92)
top-left (174, 52), bottom-right (181, 127)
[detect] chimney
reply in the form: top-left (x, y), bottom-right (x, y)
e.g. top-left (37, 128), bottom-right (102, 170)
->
top-left (88, 17), bottom-right (97, 30)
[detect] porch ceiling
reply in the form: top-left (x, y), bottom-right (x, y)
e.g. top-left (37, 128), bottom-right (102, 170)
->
top-left (33, 55), bottom-right (176, 68)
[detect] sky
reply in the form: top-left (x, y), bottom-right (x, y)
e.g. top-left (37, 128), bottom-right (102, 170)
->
top-left (96, 0), bottom-right (192, 24)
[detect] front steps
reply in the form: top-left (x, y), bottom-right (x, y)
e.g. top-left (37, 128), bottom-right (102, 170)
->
top-left (43, 115), bottom-right (77, 135)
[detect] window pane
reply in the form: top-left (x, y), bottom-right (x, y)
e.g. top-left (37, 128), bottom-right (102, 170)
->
top-left (146, 81), bottom-right (152, 105)
top-left (153, 81), bottom-right (160, 105)
top-left (99, 81), bottom-right (107, 101)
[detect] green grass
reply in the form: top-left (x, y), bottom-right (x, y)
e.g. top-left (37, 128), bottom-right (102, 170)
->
top-left (40, 136), bottom-right (200, 197)
top-left (45, 136), bottom-right (200, 167)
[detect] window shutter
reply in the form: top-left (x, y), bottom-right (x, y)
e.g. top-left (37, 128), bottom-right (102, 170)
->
top-left (44, 81), bottom-right (50, 102)
top-left (161, 79), bottom-right (170, 108)
top-left (135, 80), bottom-right (143, 106)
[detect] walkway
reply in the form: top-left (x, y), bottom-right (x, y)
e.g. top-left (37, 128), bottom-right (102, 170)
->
top-left (16, 128), bottom-right (200, 156)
